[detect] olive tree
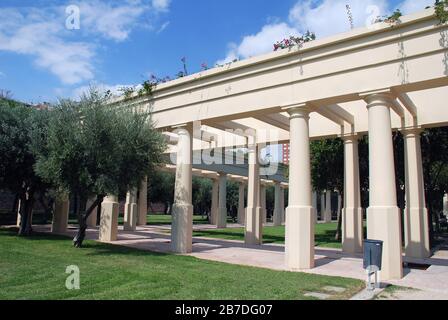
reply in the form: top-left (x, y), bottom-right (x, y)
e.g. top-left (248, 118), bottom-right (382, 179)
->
top-left (34, 90), bottom-right (166, 247)
top-left (0, 98), bottom-right (51, 235)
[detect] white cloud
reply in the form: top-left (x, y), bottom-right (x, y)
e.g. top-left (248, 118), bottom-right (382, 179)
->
top-left (218, 0), bottom-right (434, 64)
top-left (157, 21), bottom-right (170, 34)
top-left (288, 0), bottom-right (389, 39)
top-left (0, 8), bottom-right (95, 85)
top-left (398, 0), bottom-right (434, 15)
top-left (152, 0), bottom-right (171, 12)
top-left (0, 1), bottom-right (171, 85)
top-left (77, 1), bottom-right (148, 41)
top-left (218, 23), bottom-right (300, 64)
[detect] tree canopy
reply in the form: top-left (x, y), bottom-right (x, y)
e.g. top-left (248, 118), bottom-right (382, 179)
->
top-left (33, 89), bottom-right (167, 247)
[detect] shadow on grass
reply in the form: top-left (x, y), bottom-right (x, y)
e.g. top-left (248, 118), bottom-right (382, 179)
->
top-left (0, 226), bottom-right (171, 259)
top-left (194, 228), bottom-right (342, 247)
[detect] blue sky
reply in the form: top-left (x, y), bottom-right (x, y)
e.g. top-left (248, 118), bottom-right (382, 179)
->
top-left (0, 0), bottom-right (434, 103)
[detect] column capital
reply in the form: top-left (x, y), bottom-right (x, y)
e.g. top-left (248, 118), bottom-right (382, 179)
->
top-left (341, 133), bottom-right (361, 143)
top-left (359, 89), bottom-right (395, 107)
top-left (282, 103), bottom-right (311, 119)
top-left (171, 123), bottom-right (193, 134)
top-left (401, 127), bottom-right (424, 137)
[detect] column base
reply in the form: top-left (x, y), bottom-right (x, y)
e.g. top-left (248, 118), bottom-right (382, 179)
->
top-left (245, 206), bottom-right (263, 245)
top-left (99, 201), bottom-right (119, 242)
top-left (323, 211), bottom-right (332, 223)
top-left (137, 208), bottom-right (147, 226)
top-left (367, 206), bottom-right (403, 280)
top-left (217, 206), bottom-right (227, 229)
top-left (404, 207), bottom-right (431, 259)
top-left (171, 203), bottom-right (193, 254)
top-left (124, 203), bottom-right (138, 231)
top-left (86, 210), bottom-right (97, 228)
top-left (261, 208), bottom-right (267, 225)
top-left (237, 207), bottom-right (245, 225)
top-left (342, 207), bottom-right (364, 254)
top-left (285, 206), bottom-right (315, 270)
top-left (273, 209), bottom-right (282, 227)
top-left (52, 200), bottom-right (69, 233)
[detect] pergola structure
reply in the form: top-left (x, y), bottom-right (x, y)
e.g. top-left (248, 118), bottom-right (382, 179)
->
top-left (51, 9), bottom-right (448, 281)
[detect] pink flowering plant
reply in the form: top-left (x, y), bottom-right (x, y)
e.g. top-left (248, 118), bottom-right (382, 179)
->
top-left (273, 31), bottom-right (316, 51)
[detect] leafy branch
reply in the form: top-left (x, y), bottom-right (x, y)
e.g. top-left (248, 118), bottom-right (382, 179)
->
top-left (273, 31), bottom-right (316, 51)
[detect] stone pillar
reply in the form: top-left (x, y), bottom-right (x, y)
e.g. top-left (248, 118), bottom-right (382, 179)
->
top-left (217, 173), bottom-right (227, 228)
top-left (342, 135), bottom-right (364, 254)
top-left (273, 182), bottom-right (283, 226)
top-left (403, 129), bottom-right (430, 259)
top-left (237, 182), bottom-right (245, 225)
top-left (280, 187), bottom-right (286, 224)
top-left (320, 193), bottom-right (325, 221)
top-left (86, 198), bottom-right (98, 228)
top-left (124, 189), bottom-right (138, 231)
top-left (444, 194), bottom-right (448, 217)
top-left (260, 184), bottom-right (267, 224)
top-left (16, 199), bottom-right (21, 227)
top-left (285, 105), bottom-right (315, 270)
top-left (210, 179), bottom-right (219, 225)
top-left (99, 195), bottom-right (119, 242)
top-left (52, 196), bottom-right (69, 233)
top-left (337, 193), bottom-right (342, 218)
top-left (171, 124), bottom-right (193, 254)
top-left (324, 190), bottom-right (332, 222)
top-left (312, 191), bottom-right (318, 223)
top-left (364, 92), bottom-right (403, 280)
top-left (245, 142), bottom-right (263, 245)
top-left (137, 177), bottom-right (148, 226)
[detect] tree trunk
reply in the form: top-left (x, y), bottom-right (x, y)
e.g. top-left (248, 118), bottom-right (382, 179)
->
top-left (73, 195), bottom-right (104, 248)
top-left (18, 189), bottom-right (35, 236)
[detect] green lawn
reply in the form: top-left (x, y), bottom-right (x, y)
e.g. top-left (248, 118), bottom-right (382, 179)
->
top-left (69, 214), bottom-right (210, 226)
top-left (193, 223), bottom-right (342, 249)
top-left (0, 228), bottom-right (363, 300)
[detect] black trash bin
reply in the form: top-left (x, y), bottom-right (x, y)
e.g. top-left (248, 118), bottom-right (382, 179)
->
top-left (363, 239), bottom-right (383, 271)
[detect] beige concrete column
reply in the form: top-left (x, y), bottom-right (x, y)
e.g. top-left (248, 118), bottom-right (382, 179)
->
top-left (52, 195), bottom-right (69, 233)
top-left (285, 105), bottom-right (315, 270)
top-left (364, 92), bottom-right (403, 280)
top-left (342, 135), bottom-right (364, 254)
top-left (403, 128), bottom-right (430, 259)
top-left (217, 173), bottom-right (227, 228)
top-left (210, 178), bottom-right (219, 225)
top-left (444, 194), bottom-right (448, 217)
top-left (312, 191), bottom-right (318, 223)
top-left (86, 198), bottom-right (98, 228)
top-left (124, 189), bottom-right (138, 231)
top-left (324, 190), bottom-right (332, 222)
top-left (273, 182), bottom-right (283, 226)
top-left (137, 177), bottom-right (148, 226)
top-left (280, 187), bottom-right (286, 224)
top-left (245, 142), bottom-right (263, 245)
top-left (99, 195), bottom-right (119, 242)
top-left (171, 124), bottom-right (193, 254)
top-left (320, 192), bottom-right (325, 221)
top-left (237, 182), bottom-right (245, 225)
top-left (16, 199), bottom-right (21, 227)
top-left (337, 192), bottom-right (342, 218)
top-left (260, 184), bottom-right (267, 224)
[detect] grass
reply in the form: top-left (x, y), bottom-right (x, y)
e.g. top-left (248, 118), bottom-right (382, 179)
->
top-left (193, 223), bottom-right (342, 249)
top-left (0, 228), bottom-right (363, 300)
top-left (68, 214), bottom-right (210, 226)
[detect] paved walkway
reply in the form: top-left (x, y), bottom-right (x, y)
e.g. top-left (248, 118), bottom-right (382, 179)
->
top-left (34, 224), bottom-right (448, 299)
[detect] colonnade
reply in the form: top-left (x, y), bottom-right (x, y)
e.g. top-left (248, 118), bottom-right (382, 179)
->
top-left (49, 92), bottom-right (433, 281)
